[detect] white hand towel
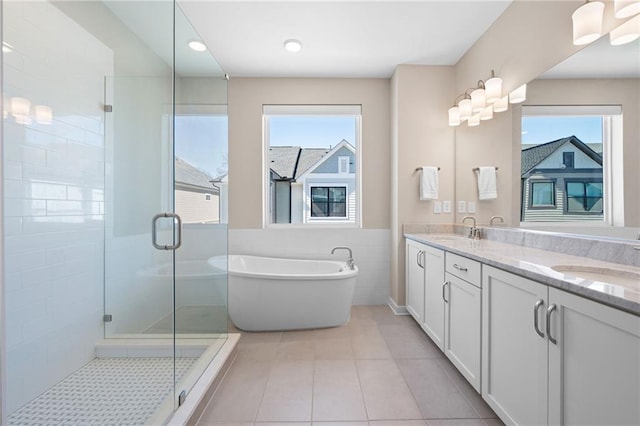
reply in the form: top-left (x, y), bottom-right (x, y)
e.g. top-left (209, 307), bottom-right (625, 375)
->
top-left (419, 167), bottom-right (439, 200)
top-left (478, 167), bottom-right (497, 200)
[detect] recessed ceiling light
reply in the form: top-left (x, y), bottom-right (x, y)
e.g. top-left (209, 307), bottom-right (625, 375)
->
top-left (188, 40), bottom-right (207, 52)
top-left (284, 39), bottom-right (302, 53)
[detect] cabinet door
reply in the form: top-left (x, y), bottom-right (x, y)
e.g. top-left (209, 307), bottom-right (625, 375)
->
top-left (405, 240), bottom-right (425, 323)
top-left (548, 288), bottom-right (640, 426)
top-left (482, 266), bottom-right (548, 426)
top-left (444, 272), bottom-right (481, 391)
top-left (423, 245), bottom-right (445, 350)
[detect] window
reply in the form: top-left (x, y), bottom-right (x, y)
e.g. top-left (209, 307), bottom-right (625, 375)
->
top-left (530, 181), bottom-right (555, 207)
top-left (311, 186), bottom-right (346, 217)
top-left (174, 105), bottom-right (228, 224)
top-left (562, 152), bottom-right (574, 168)
top-left (264, 105), bottom-right (361, 226)
top-left (566, 181), bottom-right (603, 213)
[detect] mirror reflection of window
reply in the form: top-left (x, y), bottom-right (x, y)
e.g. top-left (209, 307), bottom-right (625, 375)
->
top-left (520, 107), bottom-right (620, 224)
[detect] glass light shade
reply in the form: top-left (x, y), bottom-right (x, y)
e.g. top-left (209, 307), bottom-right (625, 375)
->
top-left (509, 84), bottom-right (527, 104)
top-left (470, 88), bottom-right (486, 113)
top-left (493, 96), bottom-right (509, 112)
top-left (448, 106), bottom-right (461, 126)
top-left (458, 98), bottom-right (472, 120)
top-left (480, 105), bottom-right (493, 121)
top-left (572, 1), bottom-right (605, 45)
top-left (468, 114), bottom-right (480, 127)
top-left (614, 0), bottom-right (640, 18)
top-left (484, 76), bottom-right (503, 104)
top-left (35, 105), bottom-right (53, 125)
top-left (10, 97), bottom-right (30, 117)
top-left (610, 14), bottom-right (640, 45)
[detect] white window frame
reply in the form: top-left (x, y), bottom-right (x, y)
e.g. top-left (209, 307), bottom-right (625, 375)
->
top-left (338, 156), bottom-right (350, 174)
top-left (520, 105), bottom-right (623, 228)
top-left (263, 105), bottom-right (362, 228)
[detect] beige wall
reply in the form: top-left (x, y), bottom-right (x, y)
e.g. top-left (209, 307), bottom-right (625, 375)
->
top-left (525, 78), bottom-right (640, 227)
top-left (228, 78), bottom-right (390, 229)
top-left (390, 65), bottom-right (456, 305)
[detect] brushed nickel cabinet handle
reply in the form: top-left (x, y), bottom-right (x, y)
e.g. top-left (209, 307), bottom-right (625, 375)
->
top-left (533, 299), bottom-right (545, 338)
top-left (546, 304), bottom-right (558, 345)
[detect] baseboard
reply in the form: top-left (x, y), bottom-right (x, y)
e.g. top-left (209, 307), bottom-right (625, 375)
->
top-left (387, 296), bottom-right (409, 315)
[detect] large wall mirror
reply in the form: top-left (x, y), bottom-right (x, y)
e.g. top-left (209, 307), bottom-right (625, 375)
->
top-left (520, 34), bottom-right (639, 240)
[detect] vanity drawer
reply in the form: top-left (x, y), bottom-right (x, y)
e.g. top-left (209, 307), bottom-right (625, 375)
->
top-left (445, 252), bottom-right (481, 287)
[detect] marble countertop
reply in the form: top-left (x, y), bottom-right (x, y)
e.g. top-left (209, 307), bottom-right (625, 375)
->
top-left (405, 233), bottom-right (640, 316)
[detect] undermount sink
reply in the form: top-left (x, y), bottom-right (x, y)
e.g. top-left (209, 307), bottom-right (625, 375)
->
top-left (551, 265), bottom-right (640, 289)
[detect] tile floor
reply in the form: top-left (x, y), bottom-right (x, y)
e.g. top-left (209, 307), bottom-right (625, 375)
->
top-left (197, 305), bottom-right (503, 426)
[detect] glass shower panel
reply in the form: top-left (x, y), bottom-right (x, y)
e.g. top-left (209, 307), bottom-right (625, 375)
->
top-left (103, 75), bottom-right (175, 338)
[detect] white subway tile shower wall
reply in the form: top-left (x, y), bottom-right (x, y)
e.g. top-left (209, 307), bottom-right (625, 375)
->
top-left (3, 0), bottom-right (113, 413)
top-left (229, 229), bottom-right (390, 305)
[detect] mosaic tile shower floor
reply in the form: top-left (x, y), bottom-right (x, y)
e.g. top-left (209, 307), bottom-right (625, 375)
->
top-left (8, 357), bottom-right (198, 426)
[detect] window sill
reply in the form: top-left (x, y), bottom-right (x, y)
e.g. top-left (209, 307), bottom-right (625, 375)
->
top-left (266, 222), bottom-right (361, 230)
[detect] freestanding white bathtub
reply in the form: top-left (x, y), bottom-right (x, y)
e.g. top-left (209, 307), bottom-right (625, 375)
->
top-left (217, 254), bottom-right (358, 331)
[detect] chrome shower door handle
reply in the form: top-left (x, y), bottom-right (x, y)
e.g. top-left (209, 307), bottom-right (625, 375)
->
top-left (152, 212), bottom-right (182, 250)
top-left (533, 299), bottom-right (545, 338)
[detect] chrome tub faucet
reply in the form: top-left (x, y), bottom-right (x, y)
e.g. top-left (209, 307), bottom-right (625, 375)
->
top-left (331, 246), bottom-right (355, 270)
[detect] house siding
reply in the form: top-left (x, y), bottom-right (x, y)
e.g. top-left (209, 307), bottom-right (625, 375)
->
top-left (175, 189), bottom-right (219, 224)
top-left (313, 146), bottom-right (355, 174)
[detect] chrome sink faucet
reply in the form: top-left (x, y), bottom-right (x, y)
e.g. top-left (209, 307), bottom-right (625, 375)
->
top-left (490, 216), bottom-right (505, 226)
top-left (462, 216), bottom-right (480, 239)
top-left (331, 246), bottom-right (355, 270)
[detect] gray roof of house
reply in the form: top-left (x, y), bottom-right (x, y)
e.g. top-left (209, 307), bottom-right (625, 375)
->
top-left (268, 146), bottom-right (331, 179)
top-left (296, 148), bottom-right (331, 176)
top-left (175, 157), bottom-right (215, 189)
top-left (521, 135), bottom-right (602, 177)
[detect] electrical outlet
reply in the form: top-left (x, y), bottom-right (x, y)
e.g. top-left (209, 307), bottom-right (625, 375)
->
top-left (457, 200), bottom-right (467, 214)
top-left (442, 200), bottom-right (452, 213)
top-left (433, 201), bottom-right (442, 214)
top-left (467, 201), bottom-right (476, 213)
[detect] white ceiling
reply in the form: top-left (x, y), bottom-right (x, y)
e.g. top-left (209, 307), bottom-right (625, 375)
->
top-left (177, 0), bottom-right (514, 78)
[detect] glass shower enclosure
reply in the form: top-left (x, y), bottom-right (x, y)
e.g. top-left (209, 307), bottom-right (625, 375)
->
top-left (2, 1), bottom-right (228, 423)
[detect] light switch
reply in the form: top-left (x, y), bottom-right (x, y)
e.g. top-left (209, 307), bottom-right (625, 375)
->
top-left (467, 201), bottom-right (476, 213)
top-left (457, 201), bottom-right (467, 214)
top-left (433, 201), bottom-right (442, 214)
top-left (443, 201), bottom-right (452, 213)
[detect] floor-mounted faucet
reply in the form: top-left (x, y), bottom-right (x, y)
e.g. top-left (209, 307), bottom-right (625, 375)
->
top-left (331, 246), bottom-right (355, 270)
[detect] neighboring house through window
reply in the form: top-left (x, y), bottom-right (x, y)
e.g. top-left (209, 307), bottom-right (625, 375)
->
top-left (264, 105), bottom-right (361, 225)
top-left (520, 106), bottom-right (622, 224)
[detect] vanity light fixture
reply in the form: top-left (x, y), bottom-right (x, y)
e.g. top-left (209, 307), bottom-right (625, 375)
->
top-left (35, 105), bottom-right (53, 125)
top-left (492, 96), bottom-right (509, 113)
top-left (448, 106), bottom-right (461, 126)
top-left (467, 114), bottom-right (481, 127)
top-left (470, 85), bottom-right (486, 113)
top-left (610, 14), bottom-right (640, 44)
top-left (484, 70), bottom-right (503, 104)
top-left (480, 105), bottom-right (493, 121)
top-left (458, 96), bottom-right (473, 121)
top-left (2, 41), bottom-right (13, 53)
top-left (614, 0), bottom-right (640, 18)
top-left (188, 40), bottom-right (207, 52)
top-left (284, 39), bottom-right (303, 53)
top-left (509, 84), bottom-right (527, 104)
top-left (572, 1), bottom-right (605, 45)
top-left (448, 70), bottom-right (507, 127)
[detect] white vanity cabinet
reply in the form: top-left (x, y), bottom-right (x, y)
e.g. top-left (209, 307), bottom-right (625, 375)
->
top-left (547, 287), bottom-right (640, 426)
top-left (422, 245), bottom-right (445, 350)
top-left (443, 253), bottom-right (482, 392)
top-left (483, 265), bottom-right (640, 426)
top-left (482, 266), bottom-right (549, 425)
top-left (405, 239), bottom-right (426, 323)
